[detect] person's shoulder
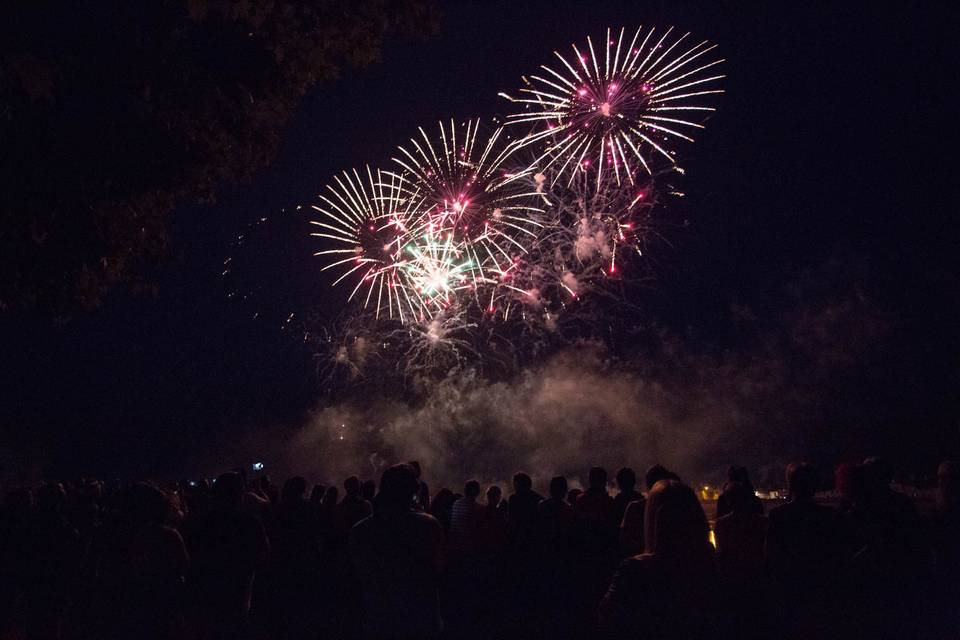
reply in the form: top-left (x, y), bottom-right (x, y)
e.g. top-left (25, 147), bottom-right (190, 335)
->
top-left (156, 523), bottom-right (184, 541)
top-left (351, 512), bottom-right (376, 532)
top-left (616, 553), bottom-right (659, 577)
top-left (407, 509), bottom-right (442, 527)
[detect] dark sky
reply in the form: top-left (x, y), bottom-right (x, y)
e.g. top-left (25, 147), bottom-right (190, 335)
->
top-left (1, 2), bottom-right (956, 481)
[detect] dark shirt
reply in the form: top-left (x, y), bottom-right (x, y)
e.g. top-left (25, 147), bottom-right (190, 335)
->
top-left (508, 489), bottom-right (544, 549)
top-left (350, 508), bottom-right (445, 639)
top-left (337, 494), bottom-right (373, 531)
top-left (765, 500), bottom-right (837, 588)
top-left (612, 489), bottom-right (643, 526)
top-left (716, 489), bottom-right (764, 520)
top-left (537, 498), bottom-right (573, 551)
top-left (600, 552), bottom-right (719, 639)
top-left (184, 506), bottom-right (269, 619)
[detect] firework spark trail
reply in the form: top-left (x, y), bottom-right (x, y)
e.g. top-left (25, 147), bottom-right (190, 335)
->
top-left (390, 119), bottom-right (545, 289)
top-left (400, 223), bottom-right (475, 315)
top-left (482, 167), bottom-right (659, 325)
top-left (309, 166), bottom-right (440, 321)
top-left (390, 308), bottom-right (479, 380)
top-left (300, 26), bottom-right (722, 380)
top-left (499, 26), bottom-right (724, 191)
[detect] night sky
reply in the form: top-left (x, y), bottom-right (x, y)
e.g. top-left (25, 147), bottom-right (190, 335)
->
top-left (1, 2), bottom-right (955, 482)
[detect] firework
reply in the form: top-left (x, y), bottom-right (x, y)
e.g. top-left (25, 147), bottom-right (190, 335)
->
top-left (391, 119), bottom-right (545, 285)
top-left (399, 223), bottom-right (475, 313)
top-left (487, 169), bottom-right (658, 322)
top-left (294, 25), bottom-right (725, 385)
top-left (309, 166), bottom-right (435, 321)
top-left (389, 307), bottom-right (478, 379)
top-left (500, 26), bottom-right (723, 190)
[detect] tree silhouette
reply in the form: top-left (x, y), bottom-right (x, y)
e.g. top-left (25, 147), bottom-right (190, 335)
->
top-left (0, 0), bottom-right (436, 316)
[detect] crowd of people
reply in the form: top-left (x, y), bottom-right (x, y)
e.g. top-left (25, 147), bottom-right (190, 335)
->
top-left (0, 457), bottom-right (957, 640)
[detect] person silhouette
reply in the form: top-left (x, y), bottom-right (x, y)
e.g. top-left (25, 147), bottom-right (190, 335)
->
top-left (266, 476), bottom-right (322, 640)
top-left (537, 476), bottom-right (575, 640)
top-left (23, 483), bottom-right (81, 640)
top-left (644, 464), bottom-right (680, 492)
top-left (714, 481), bottom-right (768, 640)
top-left (715, 466), bottom-right (763, 520)
top-left (310, 483), bottom-right (326, 506)
top-left (350, 464), bottom-right (444, 640)
top-left (765, 462), bottom-right (838, 638)
top-left (448, 480), bottom-right (484, 554)
top-left (337, 476), bottom-right (373, 531)
top-left (928, 461), bottom-right (960, 634)
top-left (600, 480), bottom-right (718, 639)
top-left (183, 472), bottom-right (269, 639)
top-left (538, 476), bottom-right (573, 548)
top-left (612, 467), bottom-right (644, 527)
top-left (445, 480), bottom-right (487, 639)
top-left (571, 467), bottom-right (618, 635)
top-left (838, 457), bottom-right (928, 639)
top-left (96, 482), bottom-right (190, 640)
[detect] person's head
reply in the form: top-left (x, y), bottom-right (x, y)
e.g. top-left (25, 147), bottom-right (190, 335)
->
top-left (644, 480), bottom-right (711, 560)
top-left (588, 466), bottom-right (608, 491)
top-left (937, 461), bottom-right (959, 507)
top-left (344, 475), bottom-right (361, 497)
top-left (282, 476), bottom-right (307, 502)
top-left (464, 480), bottom-right (481, 500)
top-left (727, 465), bottom-right (754, 490)
top-left (513, 472), bottom-right (532, 493)
top-left (378, 463), bottom-right (419, 510)
top-left (407, 461), bottom-right (422, 479)
top-left (416, 481), bottom-right (430, 510)
top-left (486, 485), bottom-right (502, 507)
top-left (213, 472), bottom-right (244, 509)
top-left (719, 482), bottom-right (756, 515)
top-left (616, 467), bottom-right (637, 492)
top-left (310, 484), bottom-right (325, 504)
top-left (785, 462), bottom-right (817, 501)
top-left (549, 476), bottom-right (569, 500)
top-left (322, 485), bottom-right (339, 506)
top-left (430, 488), bottom-right (456, 516)
top-left (645, 464), bottom-right (680, 491)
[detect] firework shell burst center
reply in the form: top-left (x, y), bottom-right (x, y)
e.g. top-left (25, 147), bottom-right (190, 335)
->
top-left (307, 26), bottom-right (723, 376)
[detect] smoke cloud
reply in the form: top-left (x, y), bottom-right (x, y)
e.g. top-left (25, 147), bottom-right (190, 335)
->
top-left (224, 274), bottom-right (890, 493)
top-left (198, 251), bottom-right (903, 495)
